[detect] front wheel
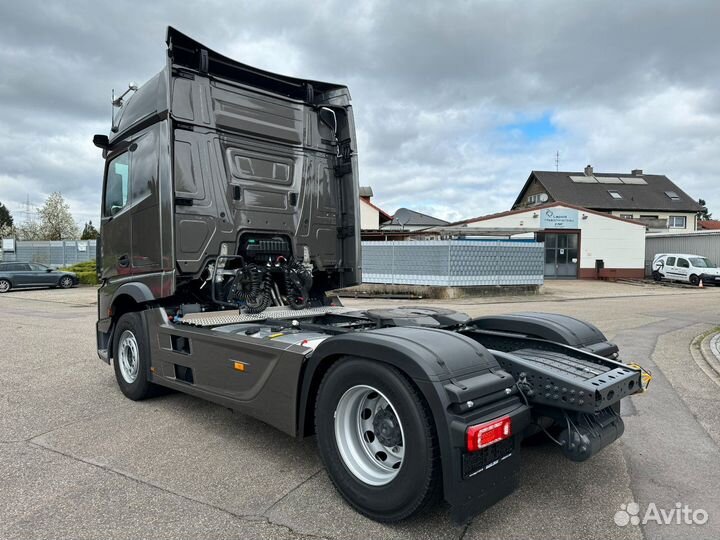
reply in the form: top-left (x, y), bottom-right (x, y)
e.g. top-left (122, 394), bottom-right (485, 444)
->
top-left (652, 271), bottom-right (662, 282)
top-left (315, 358), bottom-right (441, 522)
top-left (112, 312), bottom-right (159, 400)
top-left (58, 276), bottom-right (74, 289)
top-left (689, 274), bottom-right (700, 286)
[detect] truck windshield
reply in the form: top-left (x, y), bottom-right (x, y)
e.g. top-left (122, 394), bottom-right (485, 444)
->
top-left (690, 257), bottom-right (714, 268)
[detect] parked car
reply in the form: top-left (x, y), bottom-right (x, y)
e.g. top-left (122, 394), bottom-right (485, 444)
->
top-left (0, 262), bottom-right (79, 292)
top-left (651, 253), bottom-right (720, 286)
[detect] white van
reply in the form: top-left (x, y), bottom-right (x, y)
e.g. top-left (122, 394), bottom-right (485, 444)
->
top-left (652, 253), bottom-right (720, 286)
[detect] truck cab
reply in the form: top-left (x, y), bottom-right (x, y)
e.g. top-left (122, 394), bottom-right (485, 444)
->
top-left (95, 27), bottom-right (360, 352)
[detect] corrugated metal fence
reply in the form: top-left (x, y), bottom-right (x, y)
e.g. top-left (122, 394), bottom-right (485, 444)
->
top-left (362, 240), bottom-right (544, 286)
top-left (645, 232), bottom-right (720, 273)
top-left (0, 240), bottom-right (97, 267)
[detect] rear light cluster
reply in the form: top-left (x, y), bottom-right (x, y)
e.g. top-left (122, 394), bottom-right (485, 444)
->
top-left (466, 416), bottom-right (512, 452)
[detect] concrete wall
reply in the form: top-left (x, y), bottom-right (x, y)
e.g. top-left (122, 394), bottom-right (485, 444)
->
top-left (608, 210), bottom-right (697, 233)
top-left (463, 205), bottom-right (646, 278)
top-left (362, 240), bottom-right (544, 286)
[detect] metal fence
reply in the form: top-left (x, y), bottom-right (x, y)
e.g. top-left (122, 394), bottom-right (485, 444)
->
top-left (362, 239), bottom-right (544, 286)
top-left (645, 232), bottom-right (720, 272)
top-left (0, 240), bottom-right (97, 267)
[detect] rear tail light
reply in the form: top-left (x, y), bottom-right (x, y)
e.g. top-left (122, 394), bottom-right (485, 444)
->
top-left (466, 416), bottom-right (512, 452)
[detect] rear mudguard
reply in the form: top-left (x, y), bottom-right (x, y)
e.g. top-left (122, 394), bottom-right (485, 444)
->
top-left (470, 312), bottom-right (618, 358)
top-left (302, 326), bottom-right (532, 523)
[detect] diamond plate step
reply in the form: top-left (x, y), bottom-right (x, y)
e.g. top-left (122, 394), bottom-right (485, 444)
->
top-left (178, 306), bottom-right (349, 327)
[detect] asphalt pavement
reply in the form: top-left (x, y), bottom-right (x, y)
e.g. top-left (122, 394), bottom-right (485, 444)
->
top-left (1, 281), bottom-right (719, 539)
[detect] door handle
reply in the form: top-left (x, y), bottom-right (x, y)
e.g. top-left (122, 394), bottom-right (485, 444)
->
top-left (118, 254), bottom-right (130, 268)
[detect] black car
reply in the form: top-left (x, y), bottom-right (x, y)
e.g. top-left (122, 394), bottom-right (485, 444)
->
top-left (0, 262), bottom-right (79, 292)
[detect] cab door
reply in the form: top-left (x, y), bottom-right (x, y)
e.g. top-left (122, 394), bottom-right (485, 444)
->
top-left (100, 125), bottom-right (163, 281)
top-left (101, 152), bottom-right (132, 279)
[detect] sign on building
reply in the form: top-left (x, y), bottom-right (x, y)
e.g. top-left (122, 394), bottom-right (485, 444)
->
top-left (540, 208), bottom-right (579, 229)
top-left (2, 238), bottom-right (15, 252)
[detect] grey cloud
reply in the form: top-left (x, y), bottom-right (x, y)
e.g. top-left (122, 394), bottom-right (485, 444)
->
top-left (0, 0), bottom-right (718, 226)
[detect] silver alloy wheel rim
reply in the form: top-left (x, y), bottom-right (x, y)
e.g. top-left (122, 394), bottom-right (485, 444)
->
top-left (334, 385), bottom-right (405, 486)
top-left (0, 280), bottom-right (9, 292)
top-left (60, 277), bottom-right (72, 288)
top-left (118, 330), bottom-right (140, 384)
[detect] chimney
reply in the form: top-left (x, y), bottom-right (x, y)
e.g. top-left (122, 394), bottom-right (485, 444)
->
top-left (631, 169), bottom-right (643, 175)
top-left (584, 164), bottom-right (593, 176)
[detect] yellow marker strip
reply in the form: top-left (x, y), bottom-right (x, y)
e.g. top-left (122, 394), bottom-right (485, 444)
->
top-left (269, 333), bottom-right (284, 339)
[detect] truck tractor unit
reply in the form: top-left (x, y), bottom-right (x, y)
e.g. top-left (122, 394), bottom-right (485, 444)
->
top-left (94, 28), bottom-right (647, 524)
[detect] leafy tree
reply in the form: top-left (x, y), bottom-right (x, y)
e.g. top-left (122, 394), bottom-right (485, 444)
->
top-left (81, 220), bottom-right (100, 240)
top-left (0, 202), bottom-right (12, 228)
top-left (37, 192), bottom-right (80, 240)
top-left (697, 199), bottom-right (712, 221)
top-left (0, 201), bottom-right (13, 237)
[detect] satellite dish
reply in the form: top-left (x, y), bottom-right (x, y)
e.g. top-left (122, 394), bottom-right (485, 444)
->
top-left (539, 193), bottom-right (549, 202)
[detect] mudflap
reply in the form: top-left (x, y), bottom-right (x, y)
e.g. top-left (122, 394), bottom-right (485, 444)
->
top-left (422, 380), bottom-right (532, 524)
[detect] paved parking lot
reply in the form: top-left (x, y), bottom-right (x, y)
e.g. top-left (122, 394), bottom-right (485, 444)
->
top-left (1, 282), bottom-right (720, 539)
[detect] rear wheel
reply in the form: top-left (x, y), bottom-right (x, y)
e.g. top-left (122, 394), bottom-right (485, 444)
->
top-left (689, 274), bottom-right (700, 286)
top-left (315, 358), bottom-right (441, 522)
top-left (59, 276), bottom-right (74, 289)
top-left (0, 279), bottom-right (10, 293)
top-left (112, 312), bottom-right (159, 400)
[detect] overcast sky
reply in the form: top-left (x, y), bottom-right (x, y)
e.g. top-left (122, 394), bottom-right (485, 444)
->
top-left (1, 0), bottom-right (719, 226)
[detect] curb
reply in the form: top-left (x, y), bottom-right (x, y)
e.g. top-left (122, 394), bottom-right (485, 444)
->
top-left (691, 331), bottom-right (720, 388)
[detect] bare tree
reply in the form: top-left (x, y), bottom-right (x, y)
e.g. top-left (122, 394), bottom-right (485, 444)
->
top-left (15, 219), bottom-right (43, 240)
top-left (37, 193), bottom-right (80, 240)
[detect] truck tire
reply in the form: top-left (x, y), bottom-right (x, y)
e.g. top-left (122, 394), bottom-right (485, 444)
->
top-left (315, 357), bottom-right (441, 522)
top-left (112, 312), bottom-right (159, 401)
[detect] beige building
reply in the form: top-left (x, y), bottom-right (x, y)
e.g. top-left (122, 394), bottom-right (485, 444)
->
top-left (455, 202), bottom-right (647, 279)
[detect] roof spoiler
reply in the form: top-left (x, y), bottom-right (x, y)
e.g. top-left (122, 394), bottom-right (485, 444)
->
top-left (165, 26), bottom-right (346, 103)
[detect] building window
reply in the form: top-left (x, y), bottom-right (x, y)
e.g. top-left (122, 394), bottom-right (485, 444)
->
top-left (669, 216), bottom-right (687, 229)
top-left (665, 191), bottom-right (681, 201)
top-left (620, 214), bottom-right (633, 219)
top-left (608, 190), bottom-right (623, 199)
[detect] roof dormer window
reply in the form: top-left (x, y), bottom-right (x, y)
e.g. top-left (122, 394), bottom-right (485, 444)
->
top-left (665, 191), bottom-right (681, 201)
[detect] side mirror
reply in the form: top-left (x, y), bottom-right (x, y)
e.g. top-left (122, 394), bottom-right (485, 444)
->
top-left (46, 268), bottom-right (53, 272)
top-left (93, 134), bottom-right (109, 149)
top-left (318, 107), bottom-right (337, 141)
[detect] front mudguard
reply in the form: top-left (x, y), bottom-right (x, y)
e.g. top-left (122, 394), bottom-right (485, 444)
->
top-left (302, 326), bottom-right (531, 523)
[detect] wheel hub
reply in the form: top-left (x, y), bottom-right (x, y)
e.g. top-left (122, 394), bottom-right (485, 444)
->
top-left (373, 407), bottom-right (402, 447)
top-left (334, 385), bottom-right (405, 486)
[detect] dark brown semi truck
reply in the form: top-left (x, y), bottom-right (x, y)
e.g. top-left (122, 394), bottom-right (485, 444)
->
top-left (93, 28), bottom-right (646, 523)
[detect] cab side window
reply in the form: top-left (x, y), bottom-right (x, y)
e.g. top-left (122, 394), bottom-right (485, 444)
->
top-left (677, 258), bottom-right (690, 268)
top-left (103, 127), bottom-right (158, 217)
top-left (666, 257), bottom-right (676, 266)
top-left (104, 152), bottom-right (130, 216)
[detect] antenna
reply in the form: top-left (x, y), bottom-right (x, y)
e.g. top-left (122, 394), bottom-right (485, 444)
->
top-left (555, 150), bottom-right (560, 172)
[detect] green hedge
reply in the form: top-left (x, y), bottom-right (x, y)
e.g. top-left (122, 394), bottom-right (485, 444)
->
top-left (60, 261), bottom-right (98, 285)
top-left (61, 261), bottom-right (96, 273)
top-left (75, 271), bottom-right (98, 285)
